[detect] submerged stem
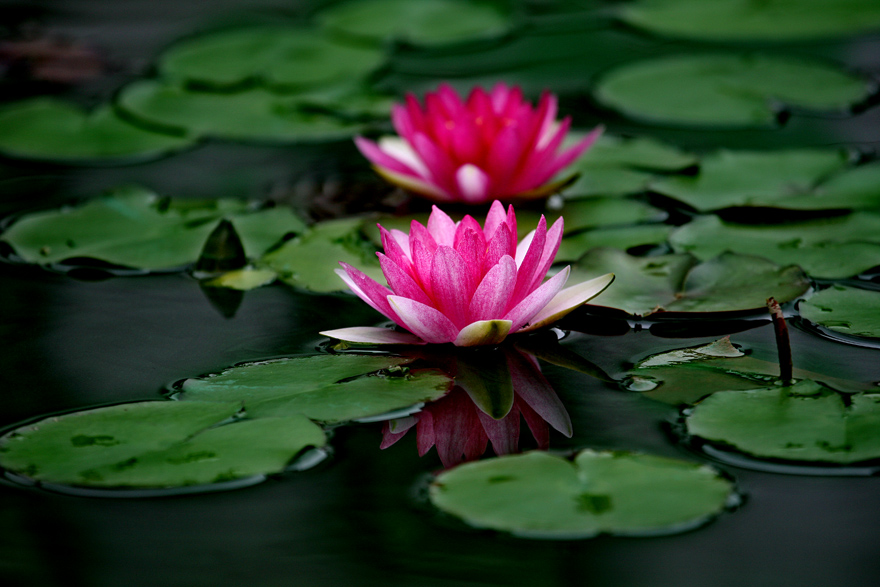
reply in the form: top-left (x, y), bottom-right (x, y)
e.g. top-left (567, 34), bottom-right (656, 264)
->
top-left (766, 297), bottom-right (793, 385)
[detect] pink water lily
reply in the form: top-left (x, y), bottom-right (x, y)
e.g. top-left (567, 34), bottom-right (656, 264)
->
top-left (320, 201), bottom-right (614, 347)
top-left (355, 83), bottom-right (602, 203)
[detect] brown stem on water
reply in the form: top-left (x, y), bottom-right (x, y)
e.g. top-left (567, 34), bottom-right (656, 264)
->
top-left (767, 297), bottom-right (793, 385)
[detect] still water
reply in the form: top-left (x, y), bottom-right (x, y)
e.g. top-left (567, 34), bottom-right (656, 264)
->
top-left (2, 1), bottom-right (880, 586)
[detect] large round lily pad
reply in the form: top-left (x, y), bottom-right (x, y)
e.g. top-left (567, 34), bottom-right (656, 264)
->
top-left (177, 354), bottom-right (453, 424)
top-left (429, 450), bottom-right (735, 539)
top-left (0, 186), bottom-right (306, 271)
top-left (556, 224), bottom-right (673, 262)
top-left (116, 80), bottom-right (364, 142)
top-left (159, 27), bottom-right (385, 90)
top-left (620, 0), bottom-right (880, 41)
top-left (799, 285), bottom-right (880, 339)
top-left (569, 249), bottom-right (809, 316)
top-left (669, 213), bottom-right (880, 279)
top-left (317, 0), bottom-right (512, 46)
top-left (594, 54), bottom-right (871, 127)
top-left (0, 401), bottom-right (326, 489)
top-left (686, 381), bottom-right (880, 465)
top-left (0, 98), bottom-right (194, 163)
top-left (650, 149), bottom-right (851, 211)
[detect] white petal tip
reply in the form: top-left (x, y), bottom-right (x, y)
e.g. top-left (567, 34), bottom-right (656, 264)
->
top-left (319, 327), bottom-right (426, 345)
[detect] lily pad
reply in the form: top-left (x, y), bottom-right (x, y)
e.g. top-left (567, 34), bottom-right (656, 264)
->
top-left (686, 381), bottom-right (880, 464)
top-left (317, 0), bottom-right (512, 46)
top-left (556, 224), bottom-right (673, 262)
top-left (0, 401), bottom-right (326, 488)
top-left (203, 267), bottom-right (279, 291)
top-left (650, 149), bottom-right (851, 211)
top-left (800, 285), bottom-right (880, 339)
top-left (549, 197), bottom-right (667, 234)
top-left (116, 80), bottom-right (365, 142)
top-left (569, 249), bottom-right (809, 316)
top-left (669, 213), bottom-right (880, 279)
top-left (594, 54), bottom-right (871, 127)
top-left (262, 217), bottom-right (384, 292)
top-left (0, 186), bottom-right (306, 270)
top-left (620, 0), bottom-right (880, 41)
top-left (0, 98), bottom-right (194, 162)
top-left (565, 134), bottom-right (697, 198)
top-left (177, 354), bottom-right (453, 424)
top-left (159, 27), bottom-right (385, 91)
top-left (429, 450), bottom-right (734, 539)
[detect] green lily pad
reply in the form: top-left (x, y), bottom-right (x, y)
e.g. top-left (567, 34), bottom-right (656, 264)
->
top-left (565, 134), bottom-right (697, 198)
top-left (159, 27), bottom-right (385, 91)
top-left (203, 267), bottom-right (279, 291)
top-left (116, 80), bottom-right (365, 142)
top-left (262, 217), bottom-right (385, 292)
top-left (800, 285), bottom-right (880, 339)
top-left (650, 149), bottom-right (851, 211)
top-left (177, 354), bottom-right (453, 424)
top-left (669, 213), bottom-right (880, 279)
top-left (686, 381), bottom-right (880, 464)
top-left (0, 186), bottom-right (306, 270)
top-left (625, 338), bottom-right (878, 406)
top-left (594, 54), bottom-right (871, 127)
top-left (569, 249), bottom-right (809, 316)
top-left (317, 0), bottom-right (512, 46)
top-left (0, 99), bottom-right (194, 163)
top-left (429, 450), bottom-right (734, 539)
top-left (620, 0), bottom-right (880, 41)
top-left (549, 197), bottom-right (667, 234)
top-left (556, 224), bottom-right (673, 262)
top-left (0, 401), bottom-right (326, 488)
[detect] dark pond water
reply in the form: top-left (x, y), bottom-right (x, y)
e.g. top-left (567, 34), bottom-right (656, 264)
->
top-left (2, 1), bottom-right (880, 586)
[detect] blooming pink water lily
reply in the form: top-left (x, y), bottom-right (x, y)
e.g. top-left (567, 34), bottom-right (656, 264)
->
top-left (355, 83), bottom-right (602, 203)
top-left (320, 201), bottom-right (614, 347)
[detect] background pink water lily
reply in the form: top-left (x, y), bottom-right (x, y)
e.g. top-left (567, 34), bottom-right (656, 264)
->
top-left (355, 83), bottom-right (602, 203)
top-left (320, 201), bottom-right (614, 346)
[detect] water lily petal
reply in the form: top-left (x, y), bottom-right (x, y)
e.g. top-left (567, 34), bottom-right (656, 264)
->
top-left (469, 255), bottom-right (517, 321)
top-left (507, 350), bottom-right (572, 436)
top-left (336, 265), bottom-right (395, 320)
top-left (388, 295), bottom-right (459, 343)
top-left (430, 246), bottom-right (475, 327)
top-left (426, 205), bottom-right (457, 246)
top-left (453, 319), bottom-right (513, 347)
top-left (522, 272), bottom-right (615, 332)
top-left (378, 253), bottom-right (432, 305)
top-left (319, 326), bottom-right (425, 345)
top-left (505, 266), bottom-right (570, 332)
top-left (455, 164), bottom-right (491, 203)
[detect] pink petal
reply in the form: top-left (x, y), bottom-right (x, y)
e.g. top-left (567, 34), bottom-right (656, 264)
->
top-left (510, 215), bottom-right (548, 305)
top-left (378, 253), bottom-right (432, 305)
top-left (379, 226), bottom-right (412, 271)
top-left (336, 264), bottom-right (395, 320)
top-left (354, 136), bottom-right (424, 179)
top-left (426, 205), bottom-right (458, 246)
top-left (388, 295), bottom-right (459, 344)
top-left (507, 349), bottom-right (572, 436)
top-left (455, 164), bottom-right (491, 203)
top-left (379, 416), bottom-right (418, 449)
top-left (521, 271), bottom-right (615, 332)
top-left (483, 200), bottom-right (508, 241)
top-left (468, 255), bottom-right (517, 322)
top-left (483, 223), bottom-right (514, 274)
top-left (520, 216), bottom-right (564, 296)
top-left (504, 266), bottom-right (569, 332)
top-left (430, 246), bottom-right (475, 328)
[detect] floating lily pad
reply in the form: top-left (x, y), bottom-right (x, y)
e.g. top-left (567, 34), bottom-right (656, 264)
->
top-left (203, 267), bottom-right (279, 291)
top-left (620, 0), bottom-right (880, 41)
top-left (565, 134), bottom-right (697, 198)
top-left (429, 450), bottom-right (734, 539)
top-left (318, 0), bottom-right (512, 46)
top-left (177, 354), bottom-right (453, 424)
top-left (0, 186), bottom-right (305, 270)
top-left (549, 197), bottom-right (667, 234)
top-left (625, 338), bottom-right (878, 405)
top-left (159, 27), bottom-right (385, 91)
top-left (263, 217), bottom-right (385, 292)
top-left (0, 99), bottom-right (194, 163)
top-left (556, 224), bottom-right (673, 262)
top-left (670, 213), bottom-right (880, 279)
top-left (594, 54), bottom-right (871, 127)
top-left (116, 80), bottom-right (365, 142)
top-left (569, 249), bottom-right (809, 316)
top-left (686, 381), bottom-right (880, 464)
top-left (800, 285), bottom-right (880, 339)
top-left (0, 401), bottom-right (326, 488)
top-left (650, 149), bottom-right (851, 211)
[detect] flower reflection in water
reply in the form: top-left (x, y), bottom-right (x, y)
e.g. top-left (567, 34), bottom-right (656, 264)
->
top-left (380, 344), bottom-right (572, 468)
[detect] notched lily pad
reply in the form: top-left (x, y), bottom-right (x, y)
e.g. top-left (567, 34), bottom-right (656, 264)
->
top-left (670, 212), bottom-right (880, 279)
top-left (0, 186), bottom-right (306, 271)
top-left (317, 0), bottom-right (513, 46)
top-left (176, 354), bottom-right (453, 424)
top-left (594, 54), bottom-right (871, 127)
top-left (569, 249), bottom-right (809, 317)
top-left (800, 285), bottom-right (880, 340)
top-left (686, 381), bottom-right (880, 465)
top-left (429, 450), bottom-right (735, 539)
top-left (620, 0), bottom-right (880, 41)
top-left (0, 98), bottom-right (194, 163)
top-left (158, 27), bottom-right (385, 91)
top-left (262, 217), bottom-right (384, 292)
top-left (0, 401), bottom-right (326, 489)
